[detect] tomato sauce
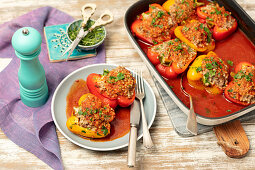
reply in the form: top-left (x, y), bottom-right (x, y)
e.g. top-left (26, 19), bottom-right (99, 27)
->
top-left (66, 79), bottom-right (130, 142)
top-left (138, 29), bottom-right (255, 118)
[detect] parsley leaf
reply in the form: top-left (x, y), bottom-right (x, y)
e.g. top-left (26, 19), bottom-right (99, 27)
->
top-left (227, 60), bottom-right (233, 66)
top-left (101, 126), bottom-right (108, 136)
top-left (117, 72), bottom-right (125, 81)
top-left (103, 69), bottom-right (109, 76)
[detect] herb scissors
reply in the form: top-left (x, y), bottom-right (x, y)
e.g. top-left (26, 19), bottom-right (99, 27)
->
top-left (62, 3), bottom-right (114, 60)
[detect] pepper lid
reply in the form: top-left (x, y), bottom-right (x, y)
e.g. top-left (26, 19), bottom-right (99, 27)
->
top-left (12, 27), bottom-right (42, 57)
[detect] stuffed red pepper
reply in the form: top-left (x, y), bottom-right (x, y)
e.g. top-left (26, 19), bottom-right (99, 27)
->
top-left (197, 2), bottom-right (238, 41)
top-left (225, 62), bottom-right (255, 106)
top-left (131, 3), bottom-right (177, 44)
top-left (87, 66), bottom-right (136, 108)
top-left (147, 38), bottom-right (197, 79)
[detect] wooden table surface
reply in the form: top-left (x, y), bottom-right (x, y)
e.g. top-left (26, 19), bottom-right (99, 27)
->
top-left (0, 0), bottom-right (255, 169)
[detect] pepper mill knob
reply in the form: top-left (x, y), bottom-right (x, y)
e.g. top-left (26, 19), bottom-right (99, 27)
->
top-left (12, 27), bottom-right (49, 107)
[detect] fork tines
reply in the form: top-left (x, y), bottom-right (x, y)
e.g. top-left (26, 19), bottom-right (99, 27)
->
top-left (134, 69), bottom-right (144, 95)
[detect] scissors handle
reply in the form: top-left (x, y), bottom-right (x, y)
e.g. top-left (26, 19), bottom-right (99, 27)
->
top-left (89, 10), bottom-right (114, 31)
top-left (81, 3), bottom-right (97, 27)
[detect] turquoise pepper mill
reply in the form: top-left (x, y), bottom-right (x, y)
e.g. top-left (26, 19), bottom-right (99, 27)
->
top-left (12, 27), bottom-right (49, 107)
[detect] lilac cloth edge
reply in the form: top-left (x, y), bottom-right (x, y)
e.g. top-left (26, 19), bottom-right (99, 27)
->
top-left (0, 6), bottom-right (106, 169)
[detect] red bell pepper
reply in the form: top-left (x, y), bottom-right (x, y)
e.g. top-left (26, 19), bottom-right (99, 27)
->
top-left (224, 62), bottom-right (254, 106)
top-left (156, 64), bottom-right (178, 79)
top-left (213, 19), bottom-right (238, 41)
top-left (224, 82), bottom-right (250, 106)
top-left (131, 3), bottom-right (176, 44)
top-left (131, 19), bottom-right (153, 44)
top-left (147, 39), bottom-right (197, 79)
top-left (197, 4), bottom-right (238, 41)
top-left (196, 7), bottom-right (208, 19)
top-left (87, 73), bottom-right (135, 108)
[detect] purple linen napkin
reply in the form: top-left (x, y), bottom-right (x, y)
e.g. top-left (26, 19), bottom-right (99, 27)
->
top-left (0, 6), bottom-right (106, 169)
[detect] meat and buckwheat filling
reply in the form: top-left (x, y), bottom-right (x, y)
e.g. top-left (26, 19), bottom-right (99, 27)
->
top-left (150, 38), bottom-right (196, 69)
top-left (139, 5), bottom-right (176, 44)
top-left (169, 0), bottom-right (196, 24)
top-left (228, 65), bottom-right (255, 104)
top-left (200, 3), bottom-right (235, 30)
top-left (74, 93), bottom-right (115, 136)
top-left (97, 66), bottom-right (136, 99)
top-left (181, 20), bottom-right (213, 48)
top-left (196, 54), bottom-right (228, 89)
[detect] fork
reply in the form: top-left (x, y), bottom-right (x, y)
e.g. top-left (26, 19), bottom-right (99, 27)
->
top-left (135, 69), bottom-right (154, 148)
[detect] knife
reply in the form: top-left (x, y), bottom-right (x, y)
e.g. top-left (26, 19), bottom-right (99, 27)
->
top-left (127, 99), bottom-right (140, 167)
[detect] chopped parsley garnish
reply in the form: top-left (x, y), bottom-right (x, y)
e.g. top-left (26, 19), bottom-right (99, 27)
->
top-left (224, 13), bottom-right (229, 17)
top-left (157, 11), bottom-right (164, 18)
top-left (101, 126), bottom-right (108, 136)
top-left (149, 5), bottom-right (156, 9)
top-left (203, 27), bottom-right (212, 43)
top-left (215, 9), bottom-right (222, 15)
top-left (206, 17), bottom-right (214, 21)
top-left (209, 70), bottom-right (216, 76)
top-left (97, 132), bottom-right (102, 136)
top-left (199, 23), bottom-right (204, 29)
top-left (182, 26), bottom-right (189, 32)
top-left (103, 69), bottom-right (109, 76)
top-left (151, 18), bottom-right (156, 25)
top-left (81, 130), bottom-right (86, 133)
top-left (205, 63), bottom-right (213, 70)
top-left (153, 40), bottom-right (158, 45)
top-left (203, 72), bottom-right (210, 85)
top-left (196, 66), bottom-right (202, 72)
top-left (227, 110), bottom-right (232, 112)
top-left (234, 73), bottom-right (242, 79)
top-left (227, 60), bottom-right (233, 66)
top-left (174, 44), bottom-right (183, 51)
top-left (117, 72), bottom-right (125, 81)
top-left (228, 89), bottom-right (233, 93)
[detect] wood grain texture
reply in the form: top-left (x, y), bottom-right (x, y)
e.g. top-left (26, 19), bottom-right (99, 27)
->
top-left (214, 120), bottom-right (250, 158)
top-left (0, 0), bottom-right (255, 169)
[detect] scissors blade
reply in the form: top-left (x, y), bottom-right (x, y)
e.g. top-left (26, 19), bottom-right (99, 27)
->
top-left (64, 29), bottom-right (88, 60)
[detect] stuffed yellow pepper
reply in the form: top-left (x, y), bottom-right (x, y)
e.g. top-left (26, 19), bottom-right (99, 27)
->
top-left (66, 93), bottom-right (115, 138)
top-left (174, 20), bottom-right (215, 52)
top-left (187, 51), bottom-right (229, 94)
top-left (163, 0), bottom-right (196, 24)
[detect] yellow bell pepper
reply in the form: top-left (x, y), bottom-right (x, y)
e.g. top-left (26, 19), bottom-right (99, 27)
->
top-left (66, 116), bottom-right (110, 138)
top-left (162, 0), bottom-right (175, 12)
top-left (66, 93), bottom-right (112, 138)
top-left (174, 20), bottom-right (215, 52)
top-left (187, 51), bottom-right (223, 94)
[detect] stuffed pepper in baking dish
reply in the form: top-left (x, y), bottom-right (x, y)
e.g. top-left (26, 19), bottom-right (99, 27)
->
top-left (174, 20), bottom-right (215, 52)
top-left (147, 38), bottom-right (197, 79)
top-left (187, 51), bottom-right (229, 94)
top-left (131, 3), bottom-right (177, 44)
top-left (196, 2), bottom-right (238, 41)
top-left (225, 62), bottom-right (255, 106)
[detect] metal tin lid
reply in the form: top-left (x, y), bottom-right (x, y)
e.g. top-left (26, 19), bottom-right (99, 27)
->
top-left (12, 27), bottom-right (42, 56)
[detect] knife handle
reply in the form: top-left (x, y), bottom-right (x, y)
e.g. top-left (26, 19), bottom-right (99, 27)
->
top-left (127, 125), bottom-right (137, 167)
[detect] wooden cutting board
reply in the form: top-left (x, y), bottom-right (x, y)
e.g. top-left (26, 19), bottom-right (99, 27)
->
top-left (213, 120), bottom-right (250, 158)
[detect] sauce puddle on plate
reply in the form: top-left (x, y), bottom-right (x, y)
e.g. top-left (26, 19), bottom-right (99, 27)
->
top-left (138, 29), bottom-right (255, 118)
top-left (66, 79), bottom-right (130, 142)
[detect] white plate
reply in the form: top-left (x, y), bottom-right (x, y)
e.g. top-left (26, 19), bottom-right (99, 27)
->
top-left (51, 64), bottom-right (157, 151)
